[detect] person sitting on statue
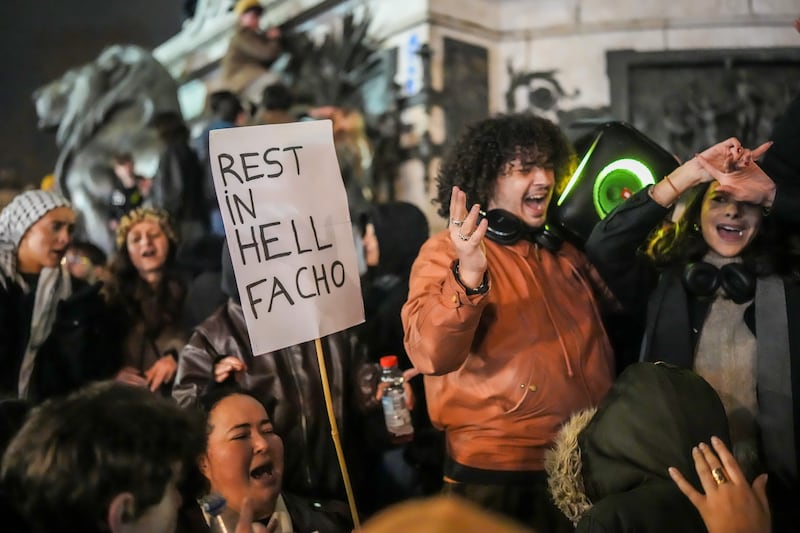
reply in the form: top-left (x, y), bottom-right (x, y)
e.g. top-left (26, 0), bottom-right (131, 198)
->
top-left (221, 0), bottom-right (284, 108)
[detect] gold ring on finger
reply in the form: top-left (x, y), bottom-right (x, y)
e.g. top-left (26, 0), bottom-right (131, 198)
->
top-left (711, 467), bottom-right (728, 486)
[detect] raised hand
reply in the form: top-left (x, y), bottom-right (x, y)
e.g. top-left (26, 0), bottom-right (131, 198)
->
top-left (235, 497), bottom-right (272, 533)
top-left (697, 137), bottom-right (749, 174)
top-left (214, 356), bottom-right (247, 383)
top-left (669, 436), bottom-right (770, 533)
top-left (448, 186), bottom-right (488, 289)
top-left (695, 141), bottom-right (776, 207)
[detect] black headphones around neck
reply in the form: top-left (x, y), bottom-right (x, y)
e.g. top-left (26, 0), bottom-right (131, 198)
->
top-left (480, 209), bottom-right (562, 252)
top-left (682, 261), bottom-right (756, 305)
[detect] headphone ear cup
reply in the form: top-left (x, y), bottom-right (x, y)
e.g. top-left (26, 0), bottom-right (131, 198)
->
top-left (533, 230), bottom-right (562, 253)
top-left (483, 209), bottom-right (523, 245)
top-left (683, 262), bottom-right (721, 298)
top-left (720, 263), bottom-right (756, 304)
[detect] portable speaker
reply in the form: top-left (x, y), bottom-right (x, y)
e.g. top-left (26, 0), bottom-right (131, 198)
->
top-left (551, 121), bottom-right (679, 246)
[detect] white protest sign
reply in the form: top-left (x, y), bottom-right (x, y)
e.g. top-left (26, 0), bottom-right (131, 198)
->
top-left (209, 120), bottom-right (364, 355)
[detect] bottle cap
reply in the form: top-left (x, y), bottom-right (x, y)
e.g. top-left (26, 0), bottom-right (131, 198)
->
top-left (199, 493), bottom-right (226, 516)
top-left (379, 355), bottom-right (398, 368)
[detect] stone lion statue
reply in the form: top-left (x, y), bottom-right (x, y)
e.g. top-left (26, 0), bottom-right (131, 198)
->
top-left (33, 44), bottom-right (181, 253)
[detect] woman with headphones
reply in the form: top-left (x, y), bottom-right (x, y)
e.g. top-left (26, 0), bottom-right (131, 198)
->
top-left (585, 133), bottom-right (800, 529)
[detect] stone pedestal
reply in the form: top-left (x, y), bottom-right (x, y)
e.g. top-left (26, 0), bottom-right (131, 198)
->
top-left (155, 0), bottom-right (800, 229)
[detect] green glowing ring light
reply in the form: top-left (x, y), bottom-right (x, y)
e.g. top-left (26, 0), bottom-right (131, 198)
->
top-left (592, 158), bottom-right (656, 218)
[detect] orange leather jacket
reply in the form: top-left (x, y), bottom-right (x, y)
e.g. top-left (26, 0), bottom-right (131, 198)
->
top-left (402, 230), bottom-right (615, 472)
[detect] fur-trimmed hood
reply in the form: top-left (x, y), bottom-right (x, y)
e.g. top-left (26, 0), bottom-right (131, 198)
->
top-left (545, 363), bottom-right (732, 529)
top-left (545, 407), bottom-right (596, 525)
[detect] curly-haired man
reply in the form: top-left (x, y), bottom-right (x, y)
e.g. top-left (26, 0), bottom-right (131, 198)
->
top-left (402, 113), bottom-right (615, 530)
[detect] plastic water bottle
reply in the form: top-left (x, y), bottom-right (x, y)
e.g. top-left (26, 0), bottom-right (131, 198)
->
top-left (199, 493), bottom-right (229, 533)
top-left (379, 355), bottom-right (414, 444)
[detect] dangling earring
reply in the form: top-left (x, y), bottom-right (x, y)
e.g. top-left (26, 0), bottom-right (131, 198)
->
top-left (692, 223), bottom-right (700, 232)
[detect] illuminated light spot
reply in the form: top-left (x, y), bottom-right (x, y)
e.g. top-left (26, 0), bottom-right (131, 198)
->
top-left (592, 158), bottom-right (656, 218)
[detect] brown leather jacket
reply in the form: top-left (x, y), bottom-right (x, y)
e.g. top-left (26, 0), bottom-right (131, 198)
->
top-left (173, 299), bottom-right (367, 501)
top-left (402, 230), bottom-right (615, 473)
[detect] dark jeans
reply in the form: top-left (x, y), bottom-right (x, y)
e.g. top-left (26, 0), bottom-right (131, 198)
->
top-left (442, 477), bottom-right (572, 533)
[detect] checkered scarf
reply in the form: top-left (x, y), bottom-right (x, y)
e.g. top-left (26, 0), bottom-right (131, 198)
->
top-left (0, 190), bottom-right (71, 289)
top-left (0, 190), bottom-right (73, 397)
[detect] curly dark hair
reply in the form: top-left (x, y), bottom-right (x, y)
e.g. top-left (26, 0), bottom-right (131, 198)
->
top-left (647, 182), bottom-right (799, 280)
top-left (434, 113), bottom-right (576, 218)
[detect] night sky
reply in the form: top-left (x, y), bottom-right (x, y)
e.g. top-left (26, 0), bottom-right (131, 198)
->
top-left (0, 0), bottom-right (185, 187)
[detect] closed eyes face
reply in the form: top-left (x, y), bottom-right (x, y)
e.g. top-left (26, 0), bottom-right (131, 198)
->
top-left (200, 394), bottom-right (284, 522)
top-left (488, 157), bottom-right (555, 228)
top-left (700, 181), bottom-right (762, 258)
top-left (126, 220), bottom-right (169, 276)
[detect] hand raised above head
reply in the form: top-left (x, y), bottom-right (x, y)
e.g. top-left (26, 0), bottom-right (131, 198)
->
top-left (696, 137), bottom-right (748, 174)
top-left (448, 186), bottom-right (488, 289)
top-left (695, 142), bottom-right (776, 207)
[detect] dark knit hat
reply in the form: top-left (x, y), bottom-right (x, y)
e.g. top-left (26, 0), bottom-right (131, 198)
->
top-left (0, 190), bottom-right (71, 248)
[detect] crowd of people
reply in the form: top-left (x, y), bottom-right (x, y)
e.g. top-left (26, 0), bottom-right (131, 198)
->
top-left (0, 2), bottom-right (797, 532)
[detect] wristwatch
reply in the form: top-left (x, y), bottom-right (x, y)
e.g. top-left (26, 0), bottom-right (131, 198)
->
top-left (452, 261), bottom-right (489, 295)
